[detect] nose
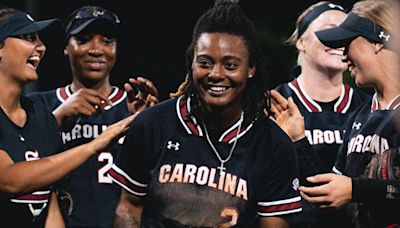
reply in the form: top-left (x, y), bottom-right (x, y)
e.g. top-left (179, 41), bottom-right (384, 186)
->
top-left (88, 39), bottom-right (104, 56)
top-left (208, 65), bottom-right (224, 82)
top-left (35, 37), bottom-right (46, 54)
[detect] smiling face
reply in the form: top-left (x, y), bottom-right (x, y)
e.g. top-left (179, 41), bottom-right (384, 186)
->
top-left (0, 32), bottom-right (46, 83)
top-left (344, 37), bottom-right (378, 87)
top-left (192, 32), bottom-right (255, 113)
top-left (65, 31), bottom-right (117, 85)
top-left (299, 10), bottom-right (347, 72)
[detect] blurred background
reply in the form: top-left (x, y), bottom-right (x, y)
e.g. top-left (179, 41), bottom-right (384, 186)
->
top-left (3, 0), bottom-right (361, 100)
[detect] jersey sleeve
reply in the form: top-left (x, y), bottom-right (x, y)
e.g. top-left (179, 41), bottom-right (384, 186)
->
top-left (257, 125), bottom-right (302, 217)
top-left (107, 113), bottom-right (150, 197)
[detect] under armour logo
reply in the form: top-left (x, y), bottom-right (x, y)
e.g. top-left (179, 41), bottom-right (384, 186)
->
top-left (379, 31), bottom-right (391, 42)
top-left (352, 122), bottom-right (362, 130)
top-left (167, 141), bottom-right (180, 151)
top-left (328, 3), bottom-right (344, 10)
top-left (92, 10), bottom-right (105, 17)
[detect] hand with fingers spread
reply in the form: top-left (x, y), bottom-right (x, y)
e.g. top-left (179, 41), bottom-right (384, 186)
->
top-left (52, 88), bottom-right (111, 127)
top-left (299, 173), bottom-right (352, 209)
top-left (125, 77), bottom-right (159, 114)
top-left (270, 90), bottom-right (305, 142)
top-left (88, 114), bottom-right (136, 154)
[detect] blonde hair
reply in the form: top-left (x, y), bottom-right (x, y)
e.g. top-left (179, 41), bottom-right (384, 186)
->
top-left (286, 1), bottom-right (330, 46)
top-left (351, 0), bottom-right (399, 38)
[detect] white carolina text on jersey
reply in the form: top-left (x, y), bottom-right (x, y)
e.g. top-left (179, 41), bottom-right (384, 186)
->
top-left (159, 163), bottom-right (248, 200)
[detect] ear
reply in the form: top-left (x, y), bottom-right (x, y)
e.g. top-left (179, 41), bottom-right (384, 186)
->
top-left (374, 43), bottom-right (384, 54)
top-left (64, 48), bottom-right (68, 56)
top-left (248, 66), bottom-right (256, 78)
top-left (296, 37), bottom-right (306, 52)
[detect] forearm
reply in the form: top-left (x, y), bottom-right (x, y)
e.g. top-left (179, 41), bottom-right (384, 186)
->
top-left (0, 143), bottom-right (96, 194)
top-left (114, 190), bottom-right (143, 228)
top-left (294, 138), bottom-right (330, 185)
top-left (45, 192), bottom-right (65, 228)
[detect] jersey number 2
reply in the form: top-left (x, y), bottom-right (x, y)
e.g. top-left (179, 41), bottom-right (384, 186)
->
top-left (98, 152), bottom-right (113, 184)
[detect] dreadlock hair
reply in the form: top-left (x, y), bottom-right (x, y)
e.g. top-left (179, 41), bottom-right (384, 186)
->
top-left (183, 0), bottom-right (270, 126)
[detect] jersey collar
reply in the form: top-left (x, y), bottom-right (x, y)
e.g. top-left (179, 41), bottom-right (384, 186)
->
top-left (176, 96), bottom-right (253, 144)
top-left (288, 78), bottom-right (353, 113)
top-left (371, 93), bottom-right (400, 112)
top-left (56, 85), bottom-right (127, 110)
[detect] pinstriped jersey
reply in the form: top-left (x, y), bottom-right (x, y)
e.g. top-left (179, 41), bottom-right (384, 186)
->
top-left (276, 79), bottom-right (369, 169)
top-left (28, 85), bottom-right (129, 228)
top-left (109, 97), bottom-right (302, 227)
top-left (0, 96), bottom-right (62, 228)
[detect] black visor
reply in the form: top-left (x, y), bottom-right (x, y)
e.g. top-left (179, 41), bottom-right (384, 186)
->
top-left (65, 7), bottom-right (120, 40)
top-left (315, 12), bottom-right (391, 48)
top-left (0, 10), bottom-right (61, 43)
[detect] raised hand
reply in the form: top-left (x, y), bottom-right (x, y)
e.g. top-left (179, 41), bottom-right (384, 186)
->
top-left (88, 114), bottom-right (136, 154)
top-left (53, 88), bottom-right (111, 126)
top-left (270, 90), bottom-right (305, 142)
top-left (124, 77), bottom-right (159, 114)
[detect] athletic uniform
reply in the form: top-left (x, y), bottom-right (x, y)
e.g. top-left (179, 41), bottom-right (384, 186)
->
top-left (108, 96), bottom-right (302, 227)
top-left (0, 96), bottom-right (62, 228)
top-left (276, 78), bottom-right (369, 227)
top-left (334, 94), bottom-right (400, 227)
top-left (29, 85), bottom-right (129, 228)
top-left (276, 78), bottom-right (369, 171)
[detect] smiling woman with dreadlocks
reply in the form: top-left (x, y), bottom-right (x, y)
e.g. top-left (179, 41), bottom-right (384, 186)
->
top-left (108, 0), bottom-right (302, 227)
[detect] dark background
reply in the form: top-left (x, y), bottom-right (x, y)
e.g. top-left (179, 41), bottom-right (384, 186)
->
top-left (3, 0), bottom-right (358, 100)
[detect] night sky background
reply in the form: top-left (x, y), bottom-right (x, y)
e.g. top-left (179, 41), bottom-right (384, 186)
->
top-left (3, 0), bottom-right (360, 100)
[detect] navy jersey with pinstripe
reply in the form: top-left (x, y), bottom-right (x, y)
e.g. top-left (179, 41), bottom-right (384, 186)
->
top-left (333, 94), bottom-right (400, 226)
top-left (108, 97), bottom-right (302, 227)
top-left (28, 85), bottom-right (129, 228)
top-left (0, 96), bottom-right (62, 228)
top-left (276, 79), bottom-right (369, 169)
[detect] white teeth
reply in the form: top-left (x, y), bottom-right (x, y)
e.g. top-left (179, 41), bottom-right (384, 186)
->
top-left (209, 86), bottom-right (227, 92)
top-left (327, 49), bottom-right (344, 56)
top-left (29, 56), bottom-right (40, 61)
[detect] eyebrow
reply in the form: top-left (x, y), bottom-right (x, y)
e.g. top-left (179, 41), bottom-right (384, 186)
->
top-left (196, 54), bottom-right (242, 61)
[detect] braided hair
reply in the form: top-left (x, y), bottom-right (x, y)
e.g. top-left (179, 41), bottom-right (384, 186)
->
top-left (183, 0), bottom-right (270, 125)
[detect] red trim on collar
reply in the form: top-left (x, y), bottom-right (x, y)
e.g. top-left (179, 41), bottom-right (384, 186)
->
top-left (110, 87), bottom-right (125, 103)
top-left (59, 87), bottom-right (69, 101)
top-left (179, 98), bottom-right (199, 136)
top-left (335, 84), bottom-right (351, 113)
top-left (291, 79), bottom-right (319, 112)
top-left (389, 96), bottom-right (400, 110)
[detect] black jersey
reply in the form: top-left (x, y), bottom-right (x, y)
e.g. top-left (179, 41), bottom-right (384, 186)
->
top-left (276, 79), bottom-right (369, 169)
top-left (333, 94), bottom-right (400, 226)
top-left (0, 96), bottom-right (62, 228)
top-left (109, 97), bottom-right (302, 227)
top-left (28, 85), bottom-right (129, 228)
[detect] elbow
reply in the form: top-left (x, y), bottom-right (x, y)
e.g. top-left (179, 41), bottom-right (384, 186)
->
top-left (0, 182), bottom-right (30, 195)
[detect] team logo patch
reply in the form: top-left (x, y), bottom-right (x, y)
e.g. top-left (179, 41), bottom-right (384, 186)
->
top-left (292, 178), bottom-right (300, 191)
top-left (167, 141), bottom-right (180, 151)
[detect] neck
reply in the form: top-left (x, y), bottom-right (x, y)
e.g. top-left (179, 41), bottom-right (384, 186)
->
top-left (374, 53), bottom-right (400, 108)
top-left (71, 77), bottom-right (112, 96)
top-left (298, 63), bottom-right (343, 102)
top-left (0, 75), bottom-right (23, 112)
top-left (202, 103), bottom-right (243, 130)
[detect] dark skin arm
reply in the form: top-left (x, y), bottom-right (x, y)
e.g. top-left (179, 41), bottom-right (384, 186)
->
top-left (114, 189), bottom-right (144, 228)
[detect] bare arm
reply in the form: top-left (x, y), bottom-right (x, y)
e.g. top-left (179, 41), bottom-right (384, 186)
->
top-left (45, 192), bottom-right (65, 228)
top-left (114, 190), bottom-right (144, 228)
top-left (0, 115), bottom-right (135, 195)
top-left (260, 217), bottom-right (289, 228)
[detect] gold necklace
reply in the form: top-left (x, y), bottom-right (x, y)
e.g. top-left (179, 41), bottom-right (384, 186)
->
top-left (202, 112), bottom-right (244, 175)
